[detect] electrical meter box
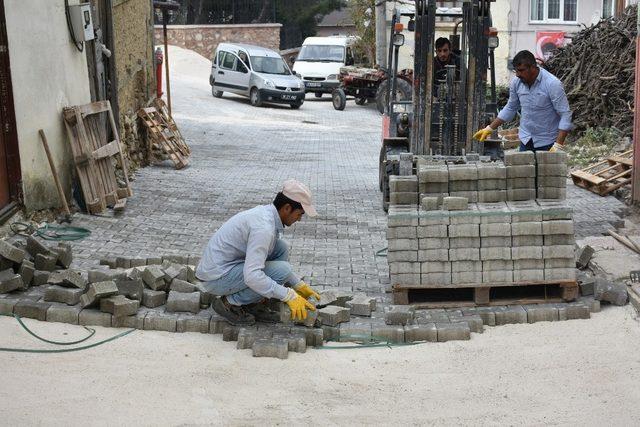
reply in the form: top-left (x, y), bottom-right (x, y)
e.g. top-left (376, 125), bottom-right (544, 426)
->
top-left (68, 3), bottom-right (95, 42)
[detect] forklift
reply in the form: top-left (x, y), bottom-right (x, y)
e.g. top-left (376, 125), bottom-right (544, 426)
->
top-left (379, 0), bottom-right (502, 211)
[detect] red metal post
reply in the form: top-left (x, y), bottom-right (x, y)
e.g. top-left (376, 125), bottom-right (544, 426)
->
top-left (155, 47), bottom-right (163, 98)
top-left (633, 6), bottom-right (640, 203)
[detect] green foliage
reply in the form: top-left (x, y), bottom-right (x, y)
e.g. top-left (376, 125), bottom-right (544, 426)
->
top-left (275, 0), bottom-right (345, 46)
top-left (349, 0), bottom-right (376, 66)
top-left (566, 127), bottom-right (622, 167)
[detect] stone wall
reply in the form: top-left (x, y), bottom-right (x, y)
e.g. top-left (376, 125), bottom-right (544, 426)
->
top-left (154, 24), bottom-right (282, 61)
top-left (113, 0), bottom-right (156, 169)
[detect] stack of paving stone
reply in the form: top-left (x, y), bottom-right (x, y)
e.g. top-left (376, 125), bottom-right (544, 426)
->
top-left (505, 152), bottom-right (537, 201)
top-left (447, 163), bottom-right (478, 203)
top-left (417, 161), bottom-right (449, 206)
top-left (477, 162), bottom-right (507, 203)
top-left (536, 151), bottom-right (568, 199)
top-left (389, 175), bottom-right (419, 206)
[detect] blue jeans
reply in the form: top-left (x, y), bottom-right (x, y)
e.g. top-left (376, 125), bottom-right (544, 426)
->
top-left (202, 239), bottom-right (297, 306)
top-left (519, 139), bottom-right (553, 152)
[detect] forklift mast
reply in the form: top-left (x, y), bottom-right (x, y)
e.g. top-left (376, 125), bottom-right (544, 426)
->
top-left (411, 0), bottom-right (498, 156)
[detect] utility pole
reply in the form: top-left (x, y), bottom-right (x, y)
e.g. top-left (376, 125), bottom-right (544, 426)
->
top-left (375, 1), bottom-right (387, 67)
top-left (153, 1), bottom-right (180, 117)
top-left (633, 4), bottom-right (640, 203)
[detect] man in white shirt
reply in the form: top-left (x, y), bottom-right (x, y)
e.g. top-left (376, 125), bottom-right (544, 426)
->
top-left (196, 179), bottom-right (320, 325)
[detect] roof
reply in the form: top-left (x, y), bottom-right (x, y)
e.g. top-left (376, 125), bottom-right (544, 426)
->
top-left (216, 42), bottom-right (280, 57)
top-left (318, 9), bottom-right (354, 27)
top-left (302, 36), bottom-right (356, 46)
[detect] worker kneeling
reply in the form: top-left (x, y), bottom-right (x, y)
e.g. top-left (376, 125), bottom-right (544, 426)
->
top-left (196, 179), bottom-right (319, 326)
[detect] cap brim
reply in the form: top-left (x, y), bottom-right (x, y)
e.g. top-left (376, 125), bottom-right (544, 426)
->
top-left (302, 203), bottom-right (317, 217)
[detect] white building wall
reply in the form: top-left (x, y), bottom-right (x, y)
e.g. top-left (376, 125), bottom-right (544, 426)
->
top-left (5, 0), bottom-right (92, 211)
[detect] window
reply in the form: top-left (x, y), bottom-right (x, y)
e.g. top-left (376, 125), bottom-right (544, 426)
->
top-left (602, 0), bottom-right (614, 18)
top-left (530, 0), bottom-right (577, 22)
top-left (220, 51), bottom-right (236, 70)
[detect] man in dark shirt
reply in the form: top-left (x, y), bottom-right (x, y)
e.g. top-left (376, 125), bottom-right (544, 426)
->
top-left (433, 37), bottom-right (460, 82)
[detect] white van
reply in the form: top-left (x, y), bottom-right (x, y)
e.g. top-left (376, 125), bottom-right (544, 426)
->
top-left (210, 43), bottom-right (305, 108)
top-left (293, 36), bottom-right (357, 97)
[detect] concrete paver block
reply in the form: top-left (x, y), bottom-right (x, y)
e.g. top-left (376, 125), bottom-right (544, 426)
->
top-left (442, 197), bottom-right (468, 211)
top-left (144, 309), bottom-right (178, 332)
top-left (44, 285), bottom-right (83, 306)
top-left (494, 306), bottom-right (527, 325)
top-left (449, 224), bottom-right (480, 238)
top-left (565, 302), bottom-right (591, 319)
top-left (421, 272), bottom-right (452, 285)
top-left (594, 278), bottom-right (628, 306)
top-left (524, 304), bottom-right (559, 323)
top-left (142, 288), bottom-right (166, 308)
top-left (339, 321), bottom-right (373, 343)
top-left (421, 261), bottom-right (451, 273)
top-left (506, 189), bottom-right (536, 201)
top-left (536, 151), bottom-right (567, 164)
top-left (346, 295), bottom-right (376, 316)
top-left (34, 253), bottom-right (57, 271)
top-left (506, 165), bottom-right (536, 178)
top-left (477, 164), bottom-right (507, 179)
top-left (421, 196), bottom-right (440, 211)
top-left (388, 239), bottom-right (419, 251)
top-left (513, 269), bottom-right (545, 281)
top-left (19, 261), bottom-right (34, 288)
top-left (100, 295), bottom-right (140, 317)
top-left (504, 151), bottom-right (534, 166)
top-left (511, 221), bottom-right (542, 236)
top-left (389, 262), bottom-right (421, 275)
top-left (436, 322), bottom-right (471, 341)
top-left (404, 323), bottom-right (437, 342)
top-left (449, 191), bottom-right (478, 203)
top-left (542, 220), bottom-right (574, 235)
top-left (80, 281), bottom-right (119, 308)
top-left (385, 305), bottom-right (415, 325)
top-left (449, 248), bottom-right (480, 261)
top-left (478, 179), bottom-right (507, 190)
top-left (176, 309), bottom-right (213, 333)
top-left (372, 323), bottom-right (405, 343)
top-left (0, 240), bottom-right (25, 264)
top-left (390, 273), bottom-right (420, 286)
top-left (387, 251), bottom-right (418, 263)
top-left (543, 234), bottom-right (575, 246)
top-left (14, 300), bottom-right (51, 321)
top-left (537, 187), bottom-right (567, 199)
top-left (389, 175), bottom-right (418, 193)
top-left (512, 235), bottom-right (543, 246)
top-left (387, 226), bottom-right (417, 240)
top-left (537, 163), bottom-right (568, 176)
top-left (0, 268), bottom-right (23, 293)
top-left (317, 305), bottom-right (350, 326)
top-left (448, 164), bottom-right (478, 181)
top-left (480, 223), bottom-right (511, 237)
top-left (417, 225), bottom-right (448, 238)
top-left (506, 178), bottom-right (536, 189)
top-left (419, 237), bottom-right (449, 249)
top-left (46, 304), bottom-right (81, 324)
top-left (511, 246), bottom-right (543, 260)
top-left (449, 236), bottom-right (482, 248)
top-left (542, 245), bottom-right (575, 259)
top-left (417, 249), bottom-right (449, 262)
top-left (79, 309), bottom-right (112, 327)
top-left (52, 243), bottom-right (72, 269)
top-left (26, 236), bottom-right (53, 259)
top-left (482, 269), bottom-right (513, 283)
top-left (48, 270), bottom-right (86, 289)
top-left (252, 338), bottom-right (288, 359)
top-left (449, 180), bottom-right (478, 191)
top-left (116, 279), bottom-right (144, 301)
top-left (483, 260), bottom-right (513, 271)
top-left (170, 279), bottom-right (197, 293)
top-left (142, 265), bottom-right (166, 291)
top-left (112, 307), bottom-right (148, 328)
top-left (481, 236), bottom-right (512, 248)
top-left (480, 247), bottom-right (512, 261)
top-left (575, 245), bottom-right (594, 269)
top-left (390, 192), bottom-right (419, 205)
top-left (514, 256), bottom-right (544, 269)
top-left (166, 291), bottom-right (201, 314)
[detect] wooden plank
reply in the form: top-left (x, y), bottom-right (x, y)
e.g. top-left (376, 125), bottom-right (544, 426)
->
top-left (474, 287), bottom-right (490, 305)
top-left (392, 289), bottom-right (409, 305)
top-left (393, 279), bottom-right (577, 290)
top-left (106, 100), bottom-right (132, 196)
top-left (77, 100), bottom-right (110, 116)
top-left (113, 198), bottom-right (127, 212)
top-left (92, 140), bottom-right (120, 160)
top-left (607, 155), bottom-right (633, 167)
top-left (570, 169), bottom-right (606, 185)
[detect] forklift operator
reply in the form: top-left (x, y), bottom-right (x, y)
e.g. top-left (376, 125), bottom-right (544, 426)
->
top-left (473, 50), bottom-right (573, 152)
top-left (433, 37), bottom-right (460, 81)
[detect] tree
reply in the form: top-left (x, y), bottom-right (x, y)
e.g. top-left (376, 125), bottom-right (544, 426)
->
top-left (349, 0), bottom-right (376, 66)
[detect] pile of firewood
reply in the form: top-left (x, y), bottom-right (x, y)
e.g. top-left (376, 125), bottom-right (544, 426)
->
top-left (544, 5), bottom-right (637, 137)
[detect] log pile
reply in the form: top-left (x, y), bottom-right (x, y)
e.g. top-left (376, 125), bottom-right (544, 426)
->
top-left (544, 5), bottom-right (637, 137)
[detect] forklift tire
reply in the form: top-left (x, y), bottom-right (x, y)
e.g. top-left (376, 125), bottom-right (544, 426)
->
top-left (212, 87), bottom-right (223, 98)
top-left (379, 142), bottom-right (410, 212)
top-left (332, 89), bottom-right (347, 111)
top-left (355, 97), bottom-right (367, 106)
top-left (375, 78), bottom-right (412, 114)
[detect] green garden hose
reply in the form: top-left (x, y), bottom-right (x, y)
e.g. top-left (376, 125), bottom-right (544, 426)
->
top-left (10, 222), bottom-right (90, 241)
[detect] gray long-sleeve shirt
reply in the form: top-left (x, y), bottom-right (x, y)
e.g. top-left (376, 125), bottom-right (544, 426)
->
top-left (196, 204), bottom-right (297, 301)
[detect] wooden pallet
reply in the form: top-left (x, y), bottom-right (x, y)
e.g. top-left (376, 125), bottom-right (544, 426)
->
top-left (63, 101), bottom-right (132, 214)
top-left (138, 105), bottom-right (190, 169)
top-left (392, 280), bottom-right (578, 308)
top-left (152, 98), bottom-right (190, 155)
top-left (571, 150), bottom-right (633, 196)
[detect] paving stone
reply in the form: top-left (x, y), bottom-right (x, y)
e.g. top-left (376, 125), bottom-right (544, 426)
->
top-left (142, 288), bottom-right (166, 308)
top-left (449, 314), bottom-right (484, 333)
top-left (0, 240), bottom-right (25, 263)
top-left (389, 175), bottom-right (418, 192)
top-left (390, 273), bottom-right (420, 286)
top-left (478, 179), bottom-right (507, 190)
top-left (537, 176), bottom-right (567, 187)
top-left (442, 197), bottom-right (468, 211)
top-left (48, 270), bottom-right (86, 289)
top-left (575, 245), bottom-right (594, 269)
top-left (209, 313), bottom-right (230, 334)
top-left (52, 243), bottom-right (72, 269)
top-left (146, 257), bottom-right (162, 265)
top-left (543, 234), bottom-right (575, 246)
top-left (477, 163), bottom-right (507, 179)
top-left (44, 285), bottom-right (83, 306)
top-left (0, 297), bottom-right (16, 315)
top-left (418, 237), bottom-right (449, 250)
top-left (542, 245), bottom-right (575, 259)
top-left (321, 325), bottom-right (339, 342)
top-left (448, 164), bottom-right (478, 181)
top-left (506, 188), bottom-right (536, 201)
top-left (34, 271), bottom-right (50, 287)
top-left (535, 150), bottom-right (567, 164)
top-left (112, 307), bottom-right (149, 328)
top-left (483, 260), bottom-right (513, 271)
top-left (511, 246), bottom-right (542, 260)
top-left (34, 253), bottom-right (57, 271)
top-left (436, 322), bottom-right (471, 341)
top-left (26, 236), bottom-right (53, 259)
top-left (482, 269), bottom-right (513, 283)
top-left (316, 289), bottom-right (353, 308)
top-left (513, 269), bottom-right (545, 281)
top-left (273, 332), bottom-right (307, 353)
top-left (0, 268), bottom-right (23, 293)
top-left (116, 279), bottom-right (144, 301)
top-left (339, 321), bottom-right (372, 343)
top-left (317, 305), bottom-right (350, 326)
top-left (579, 277), bottom-right (595, 296)
top-left (388, 208), bottom-right (420, 227)
top-left (372, 323), bottom-right (405, 343)
top-left (417, 249), bottom-right (449, 262)
top-left (421, 196), bottom-right (440, 211)
top-left (480, 223), bottom-right (511, 237)
top-left (537, 187), bottom-right (567, 199)
top-left (279, 303), bottom-right (319, 327)
top-left (128, 258), bottom-right (146, 268)
top-left (13, 300), bottom-right (51, 321)
top-left (385, 305), bottom-right (414, 325)
top-left (481, 236), bottom-right (512, 248)
top-left (252, 338), bottom-right (289, 359)
top-left (467, 307), bottom-right (496, 326)
top-left (176, 309), bottom-right (213, 333)
top-left (404, 323), bottom-right (437, 342)
top-left (79, 309), bottom-right (112, 327)
top-left (449, 248), bottom-right (480, 261)
top-left (449, 180), bottom-right (478, 192)
top-left (19, 260), bottom-right (34, 289)
top-left (100, 295), bottom-right (140, 318)
top-left (80, 281), bottom-right (119, 308)
top-left (390, 192), bottom-right (419, 205)
top-left (510, 222), bottom-right (542, 236)
top-left (236, 327), bottom-right (263, 349)
top-left (594, 278), bottom-right (628, 306)
top-left (417, 225), bottom-right (448, 238)
top-left (389, 262), bottom-right (421, 275)
top-left (565, 302), bottom-right (591, 320)
top-left (290, 325), bottom-right (324, 347)
top-left (143, 309), bottom-right (177, 332)
top-left (388, 239), bottom-right (419, 252)
top-left (449, 224), bottom-right (480, 238)
top-left (116, 257), bottom-right (131, 269)
top-left (142, 265), bottom-right (166, 291)
top-left (170, 279), bottom-right (197, 293)
top-left (542, 220), bottom-right (574, 235)
top-left (387, 251), bottom-right (418, 263)
top-left (507, 165), bottom-right (536, 178)
top-left (88, 269), bottom-right (120, 283)
top-left (222, 325), bottom-right (241, 341)
top-left (480, 247), bottom-right (511, 261)
top-left (494, 306), bottom-right (527, 325)
top-left (46, 303), bottom-right (81, 324)
top-left (504, 151), bottom-right (534, 166)
top-left (346, 295), bottom-right (376, 316)
top-left (544, 258), bottom-right (575, 269)
top-left (387, 226), bottom-right (417, 240)
top-left (524, 304), bottom-right (559, 323)
top-left (512, 235), bottom-right (543, 246)
top-left (544, 268), bottom-right (576, 281)
top-left (99, 257), bottom-right (117, 268)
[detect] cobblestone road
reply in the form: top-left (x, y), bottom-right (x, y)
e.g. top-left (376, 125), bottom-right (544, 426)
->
top-left (67, 47), bottom-right (627, 295)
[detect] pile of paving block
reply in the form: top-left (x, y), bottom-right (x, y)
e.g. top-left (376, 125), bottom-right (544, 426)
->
top-left (387, 199), bottom-right (577, 287)
top-left (390, 151), bottom-right (568, 208)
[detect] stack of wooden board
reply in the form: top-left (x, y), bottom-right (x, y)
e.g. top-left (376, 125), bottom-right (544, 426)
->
top-left (63, 101), bottom-right (132, 214)
top-left (570, 150), bottom-right (632, 196)
top-left (138, 100), bottom-right (190, 169)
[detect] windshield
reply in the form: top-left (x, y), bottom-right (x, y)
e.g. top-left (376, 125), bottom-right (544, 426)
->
top-left (297, 45), bottom-right (345, 62)
top-left (250, 56), bottom-right (291, 75)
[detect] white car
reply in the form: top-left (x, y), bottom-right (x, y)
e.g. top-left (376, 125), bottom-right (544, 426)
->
top-left (210, 43), bottom-right (305, 109)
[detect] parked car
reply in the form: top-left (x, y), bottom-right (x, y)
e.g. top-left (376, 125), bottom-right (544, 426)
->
top-left (210, 43), bottom-right (305, 109)
top-left (292, 36), bottom-right (357, 97)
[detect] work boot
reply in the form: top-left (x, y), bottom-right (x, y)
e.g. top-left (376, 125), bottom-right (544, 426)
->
top-left (245, 302), bottom-right (280, 324)
top-left (212, 296), bottom-right (255, 326)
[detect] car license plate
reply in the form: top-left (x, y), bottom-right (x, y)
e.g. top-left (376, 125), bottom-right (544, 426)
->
top-left (281, 94), bottom-right (296, 100)
top-left (305, 82), bottom-right (321, 88)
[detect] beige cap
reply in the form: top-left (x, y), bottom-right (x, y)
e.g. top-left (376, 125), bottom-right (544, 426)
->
top-left (282, 179), bottom-right (317, 217)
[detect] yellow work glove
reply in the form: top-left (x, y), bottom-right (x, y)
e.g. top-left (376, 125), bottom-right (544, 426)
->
top-left (293, 282), bottom-right (321, 301)
top-left (549, 142), bottom-right (564, 152)
top-left (284, 289), bottom-right (316, 321)
top-left (472, 125), bottom-right (493, 142)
